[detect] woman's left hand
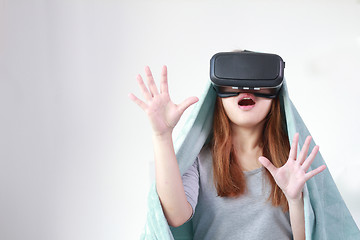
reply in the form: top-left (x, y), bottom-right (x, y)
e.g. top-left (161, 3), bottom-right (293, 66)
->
top-left (258, 133), bottom-right (326, 202)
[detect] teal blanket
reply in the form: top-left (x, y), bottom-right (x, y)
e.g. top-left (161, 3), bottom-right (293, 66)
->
top-left (141, 80), bottom-right (360, 240)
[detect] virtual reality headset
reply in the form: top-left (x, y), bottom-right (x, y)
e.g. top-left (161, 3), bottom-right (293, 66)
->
top-left (210, 50), bottom-right (285, 98)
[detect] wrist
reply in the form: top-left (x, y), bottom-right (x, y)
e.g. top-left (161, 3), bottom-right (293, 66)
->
top-left (286, 192), bottom-right (303, 206)
top-left (152, 131), bottom-right (173, 140)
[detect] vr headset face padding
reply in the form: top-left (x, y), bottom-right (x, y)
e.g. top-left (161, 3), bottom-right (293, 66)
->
top-left (210, 50), bottom-right (285, 98)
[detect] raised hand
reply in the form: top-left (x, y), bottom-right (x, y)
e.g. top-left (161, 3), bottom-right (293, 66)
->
top-left (128, 65), bottom-right (199, 137)
top-left (258, 133), bottom-right (326, 201)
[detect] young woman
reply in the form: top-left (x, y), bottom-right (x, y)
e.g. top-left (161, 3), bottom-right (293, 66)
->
top-left (129, 64), bottom-right (326, 240)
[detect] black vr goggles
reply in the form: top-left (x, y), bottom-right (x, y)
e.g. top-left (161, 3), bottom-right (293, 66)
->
top-left (210, 50), bottom-right (285, 98)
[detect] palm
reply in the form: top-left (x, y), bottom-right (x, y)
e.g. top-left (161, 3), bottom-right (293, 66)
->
top-left (272, 158), bottom-right (307, 200)
top-left (146, 93), bottom-right (182, 135)
top-left (259, 133), bottom-right (326, 201)
top-left (129, 66), bottom-right (198, 136)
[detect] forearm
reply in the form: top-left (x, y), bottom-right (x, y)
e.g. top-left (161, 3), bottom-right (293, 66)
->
top-left (288, 193), bottom-right (305, 240)
top-left (153, 132), bottom-right (192, 227)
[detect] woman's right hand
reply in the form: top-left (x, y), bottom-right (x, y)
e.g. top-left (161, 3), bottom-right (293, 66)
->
top-left (129, 65), bottom-right (199, 137)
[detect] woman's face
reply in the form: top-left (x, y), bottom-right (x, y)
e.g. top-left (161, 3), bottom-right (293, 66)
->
top-left (221, 93), bottom-right (273, 129)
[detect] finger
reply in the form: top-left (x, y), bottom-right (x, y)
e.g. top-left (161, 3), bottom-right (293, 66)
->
top-left (289, 133), bottom-right (299, 160)
top-left (128, 93), bottom-right (148, 111)
top-left (145, 66), bottom-right (159, 96)
top-left (301, 145), bottom-right (319, 172)
top-left (297, 135), bottom-right (312, 165)
top-left (177, 96), bottom-right (199, 114)
top-left (305, 165), bottom-right (326, 181)
top-left (258, 156), bottom-right (277, 176)
top-left (160, 65), bottom-right (169, 94)
top-left (136, 74), bottom-right (152, 101)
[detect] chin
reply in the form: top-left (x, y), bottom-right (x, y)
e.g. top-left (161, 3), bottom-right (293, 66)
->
top-left (231, 118), bottom-right (265, 129)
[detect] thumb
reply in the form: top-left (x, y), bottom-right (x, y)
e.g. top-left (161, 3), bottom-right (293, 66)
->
top-left (258, 156), bottom-right (277, 176)
top-left (178, 96), bottom-right (199, 114)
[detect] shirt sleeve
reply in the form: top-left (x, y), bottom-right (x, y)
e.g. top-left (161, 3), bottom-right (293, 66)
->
top-left (181, 157), bottom-right (200, 221)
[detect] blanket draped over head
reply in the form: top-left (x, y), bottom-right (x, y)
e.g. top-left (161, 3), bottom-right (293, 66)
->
top-left (140, 80), bottom-right (360, 240)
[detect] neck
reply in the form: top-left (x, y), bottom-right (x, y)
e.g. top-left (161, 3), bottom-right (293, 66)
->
top-left (231, 122), bottom-right (264, 153)
top-left (230, 122), bottom-right (265, 171)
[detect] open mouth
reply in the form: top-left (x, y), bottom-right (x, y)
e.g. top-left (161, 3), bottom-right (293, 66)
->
top-left (238, 97), bottom-right (255, 106)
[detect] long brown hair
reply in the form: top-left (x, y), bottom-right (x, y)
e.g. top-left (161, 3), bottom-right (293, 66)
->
top-left (211, 94), bottom-right (290, 212)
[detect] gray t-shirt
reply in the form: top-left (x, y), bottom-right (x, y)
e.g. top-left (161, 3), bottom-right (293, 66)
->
top-left (182, 146), bottom-right (293, 240)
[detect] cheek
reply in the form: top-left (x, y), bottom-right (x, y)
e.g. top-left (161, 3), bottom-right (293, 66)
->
top-left (221, 98), bottom-right (234, 112)
top-left (257, 99), bottom-right (272, 119)
top-left (264, 100), bottom-right (273, 112)
top-left (221, 99), bottom-right (237, 119)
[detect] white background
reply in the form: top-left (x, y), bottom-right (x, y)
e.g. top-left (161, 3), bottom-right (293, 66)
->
top-left (0, 0), bottom-right (359, 239)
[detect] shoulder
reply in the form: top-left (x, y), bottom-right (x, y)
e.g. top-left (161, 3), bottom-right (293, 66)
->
top-left (197, 144), bottom-right (213, 169)
top-left (199, 144), bottom-right (212, 160)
